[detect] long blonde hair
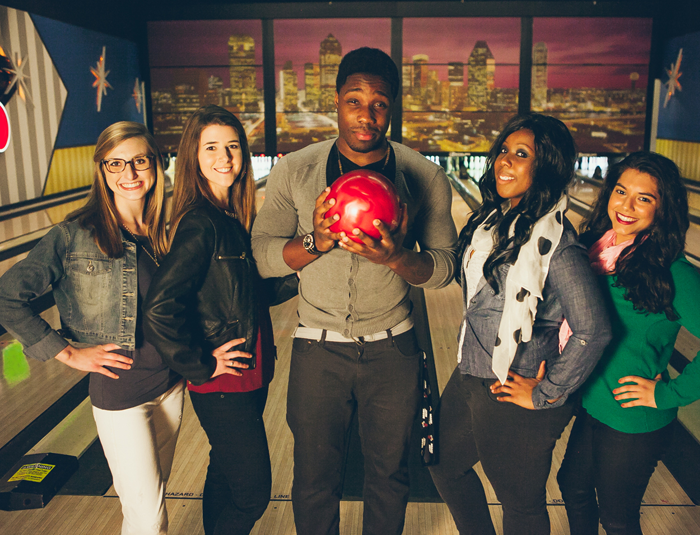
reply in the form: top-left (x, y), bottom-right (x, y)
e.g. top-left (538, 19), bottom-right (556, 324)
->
top-left (67, 122), bottom-right (168, 258)
top-left (169, 105), bottom-right (256, 241)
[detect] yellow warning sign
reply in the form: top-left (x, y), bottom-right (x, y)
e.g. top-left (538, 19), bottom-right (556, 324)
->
top-left (8, 463), bottom-right (55, 483)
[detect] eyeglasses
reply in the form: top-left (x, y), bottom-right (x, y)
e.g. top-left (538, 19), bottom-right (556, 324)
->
top-left (102, 156), bottom-right (154, 174)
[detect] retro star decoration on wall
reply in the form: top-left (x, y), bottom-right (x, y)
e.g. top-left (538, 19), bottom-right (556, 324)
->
top-left (0, 46), bottom-right (17, 106)
top-left (132, 77), bottom-right (142, 113)
top-left (2, 47), bottom-right (32, 105)
top-left (664, 48), bottom-right (683, 108)
top-left (91, 46), bottom-right (113, 112)
top-left (132, 77), bottom-right (147, 126)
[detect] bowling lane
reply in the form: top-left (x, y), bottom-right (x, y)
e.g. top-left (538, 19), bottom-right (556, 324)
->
top-left (2, 178), bottom-right (700, 535)
top-left (0, 308), bottom-right (87, 454)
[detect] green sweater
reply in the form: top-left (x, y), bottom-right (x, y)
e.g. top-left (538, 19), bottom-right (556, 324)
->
top-left (581, 256), bottom-right (700, 434)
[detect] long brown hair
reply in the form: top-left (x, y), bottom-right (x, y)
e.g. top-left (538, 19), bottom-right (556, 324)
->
top-left (67, 122), bottom-right (168, 258)
top-left (169, 105), bottom-right (256, 240)
top-left (582, 151), bottom-right (689, 319)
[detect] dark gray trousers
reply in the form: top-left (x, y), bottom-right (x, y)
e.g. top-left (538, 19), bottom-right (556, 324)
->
top-left (429, 368), bottom-right (575, 535)
top-left (557, 408), bottom-right (672, 535)
top-left (190, 388), bottom-right (271, 535)
top-left (286, 330), bottom-right (422, 535)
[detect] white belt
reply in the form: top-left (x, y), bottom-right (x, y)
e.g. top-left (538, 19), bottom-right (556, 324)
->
top-left (293, 317), bottom-right (414, 343)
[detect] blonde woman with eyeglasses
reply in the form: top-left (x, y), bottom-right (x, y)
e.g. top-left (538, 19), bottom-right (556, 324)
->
top-left (0, 122), bottom-right (184, 535)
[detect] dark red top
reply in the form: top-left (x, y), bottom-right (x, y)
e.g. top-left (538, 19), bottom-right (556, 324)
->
top-left (188, 302), bottom-right (275, 394)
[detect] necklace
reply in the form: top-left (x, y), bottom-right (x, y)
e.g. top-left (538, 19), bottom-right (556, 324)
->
top-left (121, 225), bottom-right (160, 267)
top-left (337, 144), bottom-right (390, 176)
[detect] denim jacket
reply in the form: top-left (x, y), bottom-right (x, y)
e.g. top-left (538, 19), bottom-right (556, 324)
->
top-left (457, 224), bottom-right (612, 409)
top-left (0, 220), bottom-right (139, 361)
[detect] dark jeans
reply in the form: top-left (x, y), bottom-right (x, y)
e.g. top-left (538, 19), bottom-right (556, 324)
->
top-left (190, 387), bottom-right (271, 535)
top-left (429, 368), bottom-right (575, 535)
top-left (557, 408), bottom-right (673, 535)
top-left (286, 330), bottom-right (422, 535)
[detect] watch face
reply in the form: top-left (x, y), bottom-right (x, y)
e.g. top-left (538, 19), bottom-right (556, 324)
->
top-left (303, 233), bottom-right (315, 252)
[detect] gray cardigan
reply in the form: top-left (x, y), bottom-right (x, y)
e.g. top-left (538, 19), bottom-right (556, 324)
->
top-left (251, 139), bottom-right (457, 337)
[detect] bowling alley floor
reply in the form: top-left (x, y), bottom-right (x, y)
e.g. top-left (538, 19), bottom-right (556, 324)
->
top-left (1, 187), bottom-right (700, 534)
top-left (3, 286), bottom-right (700, 535)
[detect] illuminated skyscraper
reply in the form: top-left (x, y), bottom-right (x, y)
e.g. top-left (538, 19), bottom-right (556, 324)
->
top-left (173, 84), bottom-right (201, 115)
top-left (280, 61), bottom-right (299, 111)
top-left (402, 58), bottom-right (413, 96)
top-left (412, 54), bottom-right (429, 101)
top-left (204, 76), bottom-right (223, 106)
top-left (448, 62), bottom-right (465, 110)
top-left (320, 34), bottom-right (342, 111)
top-left (427, 69), bottom-right (440, 106)
top-left (467, 41), bottom-right (495, 108)
top-left (440, 81), bottom-right (451, 110)
top-left (448, 62), bottom-right (464, 85)
top-left (228, 34), bottom-right (260, 112)
top-left (532, 42), bottom-right (548, 111)
top-left (304, 62), bottom-right (320, 110)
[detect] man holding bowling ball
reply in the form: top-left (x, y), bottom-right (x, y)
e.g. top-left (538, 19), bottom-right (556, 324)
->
top-left (251, 47), bottom-right (457, 535)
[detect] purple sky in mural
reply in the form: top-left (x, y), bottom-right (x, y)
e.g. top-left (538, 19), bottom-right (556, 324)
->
top-left (533, 18), bottom-right (653, 88)
top-left (148, 20), bottom-right (263, 90)
top-left (403, 18), bottom-right (521, 88)
top-left (273, 19), bottom-right (391, 89)
top-left (147, 17), bottom-right (652, 92)
top-left (148, 20), bottom-right (263, 66)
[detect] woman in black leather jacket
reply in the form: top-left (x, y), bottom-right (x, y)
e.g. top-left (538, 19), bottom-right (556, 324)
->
top-left (144, 105), bottom-right (275, 535)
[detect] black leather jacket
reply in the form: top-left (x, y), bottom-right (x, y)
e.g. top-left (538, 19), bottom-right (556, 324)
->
top-left (144, 203), bottom-right (261, 386)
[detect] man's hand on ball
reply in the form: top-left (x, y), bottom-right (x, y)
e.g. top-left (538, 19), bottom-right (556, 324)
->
top-left (312, 188), bottom-right (341, 252)
top-left (338, 204), bottom-right (408, 266)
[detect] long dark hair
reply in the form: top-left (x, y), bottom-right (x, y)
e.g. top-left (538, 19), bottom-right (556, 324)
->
top-left (457, 113), bottom-right (577, 292)
top-left (582, 151), bottom-right (688, 319)
top-left (67, 122), bottom-right (168, 258)
top-left (169, 105), bottom-right (256, 241)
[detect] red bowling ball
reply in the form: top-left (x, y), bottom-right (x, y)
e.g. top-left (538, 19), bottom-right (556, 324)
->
top-left (325, 170), bottom-right (401, 243)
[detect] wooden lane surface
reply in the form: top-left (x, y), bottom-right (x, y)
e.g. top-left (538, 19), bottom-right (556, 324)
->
top-left (2, 186), bottom-right (700, 534)
top-left (0, 307), bottom-right (86, 451)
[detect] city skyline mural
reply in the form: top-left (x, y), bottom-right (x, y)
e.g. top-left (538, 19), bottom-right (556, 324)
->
top-left (273, 18), bottom-right (391, 153)
top-left (148, 20), bottom-right (265, 153)
top-left (147, 17), bottom-right (653, 157)
top-left (401, 18), bottom-right (521, 152)
top-left (532, 17), bottom-right (653, 153)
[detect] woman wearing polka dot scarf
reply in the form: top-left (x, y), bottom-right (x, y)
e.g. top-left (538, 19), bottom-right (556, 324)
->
top-left (429, 113), bottom-right (612, 535)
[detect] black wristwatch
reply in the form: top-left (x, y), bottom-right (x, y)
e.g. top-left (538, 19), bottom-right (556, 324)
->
top-left (302, 232), bottom-right (325, 255)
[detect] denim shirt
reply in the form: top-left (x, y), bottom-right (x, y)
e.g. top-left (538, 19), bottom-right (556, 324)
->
top-left (0, 220), bottom-right (139, 361)
top-left (457, 226), bottom-right (612, 409)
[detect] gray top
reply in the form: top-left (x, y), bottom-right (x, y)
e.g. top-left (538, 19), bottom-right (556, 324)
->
top-left (457, 224), bottom-right (612, 409)
top-left (251, 139), bottom-right (458, 337)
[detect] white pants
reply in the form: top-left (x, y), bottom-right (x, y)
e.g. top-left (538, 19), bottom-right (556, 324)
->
top-left (92, 380), bottom-right (185, 535)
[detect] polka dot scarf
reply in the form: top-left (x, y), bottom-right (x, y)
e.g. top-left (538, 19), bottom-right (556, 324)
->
top-left (471, 195), bottom-right (568, 385)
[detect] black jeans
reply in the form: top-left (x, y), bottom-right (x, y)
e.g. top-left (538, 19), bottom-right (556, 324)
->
top-left (557, 408), bottom-right (673, 535)
top-left (429, 369), bottom-right (575, 535)
top-left (286, 330), bottom-right (422, 535)
top-left (189, 387), bottom-right (271, 535)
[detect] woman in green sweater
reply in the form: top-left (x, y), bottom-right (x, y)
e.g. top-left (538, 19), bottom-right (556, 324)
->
top-left (557, 151), bottom-right (700, 535)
